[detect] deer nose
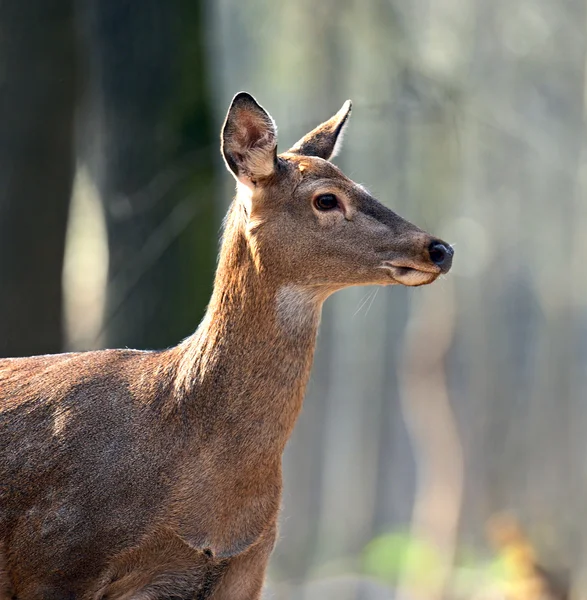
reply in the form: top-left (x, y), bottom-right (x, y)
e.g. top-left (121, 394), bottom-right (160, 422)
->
top-left (428, 240), bottom-right (454, 273)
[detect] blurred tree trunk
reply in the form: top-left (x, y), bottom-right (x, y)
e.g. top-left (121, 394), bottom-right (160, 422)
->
top-left (0, 1), bottom-right (77, 358)
top-left (80, 0), bottom-right (217, 350)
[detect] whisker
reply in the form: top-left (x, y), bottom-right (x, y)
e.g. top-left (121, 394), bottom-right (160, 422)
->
top-left (361, 290), bottom-right (377, 317)
top-left (353, 291), bottom-right (374, 317)
top-left (365, 288), bottom-right (380, 317)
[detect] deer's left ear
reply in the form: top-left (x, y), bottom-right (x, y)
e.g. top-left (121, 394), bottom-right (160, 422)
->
top-left (221, 92), bottom-right (278, 189)
top-left (288, 100), bottom-right (352, 161)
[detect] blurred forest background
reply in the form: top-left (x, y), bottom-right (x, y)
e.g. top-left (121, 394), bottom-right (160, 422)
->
top-left (1, 0), bottom-right (586, 598)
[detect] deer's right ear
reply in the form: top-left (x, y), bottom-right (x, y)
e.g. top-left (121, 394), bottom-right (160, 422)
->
top-left (221, 92), bottom-right (278, 189)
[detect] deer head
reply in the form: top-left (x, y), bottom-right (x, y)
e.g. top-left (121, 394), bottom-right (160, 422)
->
top-left (221, 92), bottom-right (453, 298)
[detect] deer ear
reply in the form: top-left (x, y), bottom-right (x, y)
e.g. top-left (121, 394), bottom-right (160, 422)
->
top-left (221, 92), bottom-right (278, 188)
top-left (289, 100), bottom-right (352, 161)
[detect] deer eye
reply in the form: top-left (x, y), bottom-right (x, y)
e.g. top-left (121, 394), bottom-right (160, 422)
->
top-left (314, 194), bottom-right (339, 211)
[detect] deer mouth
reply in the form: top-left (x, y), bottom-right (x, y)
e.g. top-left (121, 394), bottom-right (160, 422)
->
top-left (381, 261), bottom-right (440, 287)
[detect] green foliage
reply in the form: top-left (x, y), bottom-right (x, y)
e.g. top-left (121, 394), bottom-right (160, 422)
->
top-left (361, 531), bottom-right (511, 595)
top-left (362, 531), bottom-right (444, 588)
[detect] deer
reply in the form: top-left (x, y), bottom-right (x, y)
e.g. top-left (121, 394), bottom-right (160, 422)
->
top-left (0, 92), bottom-right (453, 599)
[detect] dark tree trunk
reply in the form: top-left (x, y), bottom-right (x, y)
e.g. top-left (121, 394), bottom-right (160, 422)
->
top-left (0, 1), bottom-right (77, 358)
top-left (80, 0), bottom-right (217, 351)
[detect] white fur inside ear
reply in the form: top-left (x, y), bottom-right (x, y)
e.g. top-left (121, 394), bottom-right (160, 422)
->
top-left (244, 139), bottom-right (276, 178)
top-left (329, 117), bottom-right (349, 159)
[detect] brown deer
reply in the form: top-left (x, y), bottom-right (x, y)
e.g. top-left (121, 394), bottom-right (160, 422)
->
top-left (0, 93), bottom-right (453, 599)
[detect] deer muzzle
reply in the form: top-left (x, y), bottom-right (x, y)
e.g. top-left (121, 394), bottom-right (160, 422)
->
top-left (381, 238), bottom-right (454, 286)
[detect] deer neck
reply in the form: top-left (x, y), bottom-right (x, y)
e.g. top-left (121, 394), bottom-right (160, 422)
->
top-left (175, 201), bottom-right (323, 451)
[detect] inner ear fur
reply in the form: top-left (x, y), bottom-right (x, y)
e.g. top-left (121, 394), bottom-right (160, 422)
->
top-left (221, 92), bottom-right (278, 185)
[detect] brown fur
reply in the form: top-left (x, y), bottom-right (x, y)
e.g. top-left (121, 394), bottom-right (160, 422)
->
top-left (0, 93), bottom-right (453, 599)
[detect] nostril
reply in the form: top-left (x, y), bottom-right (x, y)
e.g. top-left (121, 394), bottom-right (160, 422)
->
top-left (428, 241), bottom-right (452, 266)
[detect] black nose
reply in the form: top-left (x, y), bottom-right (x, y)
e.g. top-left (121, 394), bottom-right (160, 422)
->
top-left (428, 240), bottom-right (454, 273)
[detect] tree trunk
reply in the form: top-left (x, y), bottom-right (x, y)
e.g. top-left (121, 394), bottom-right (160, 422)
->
top-left (80, 0), bottom-right (217, 351)
top-left (0, 0), bottom-right (77, 358)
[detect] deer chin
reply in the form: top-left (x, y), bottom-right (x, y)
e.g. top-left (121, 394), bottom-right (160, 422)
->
top-left (380, 263), bottom-right (440, 287)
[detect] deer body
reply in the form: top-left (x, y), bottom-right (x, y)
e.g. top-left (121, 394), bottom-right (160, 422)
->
top-left (0, 94), bottom-right (453, 599)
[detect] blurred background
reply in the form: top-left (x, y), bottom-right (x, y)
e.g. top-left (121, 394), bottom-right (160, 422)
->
top-left (1, 0), bottom-right (586, 598)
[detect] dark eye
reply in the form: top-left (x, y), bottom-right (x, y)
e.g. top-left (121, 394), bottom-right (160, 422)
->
top-left (314, 194), bottom-right (339, 211)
